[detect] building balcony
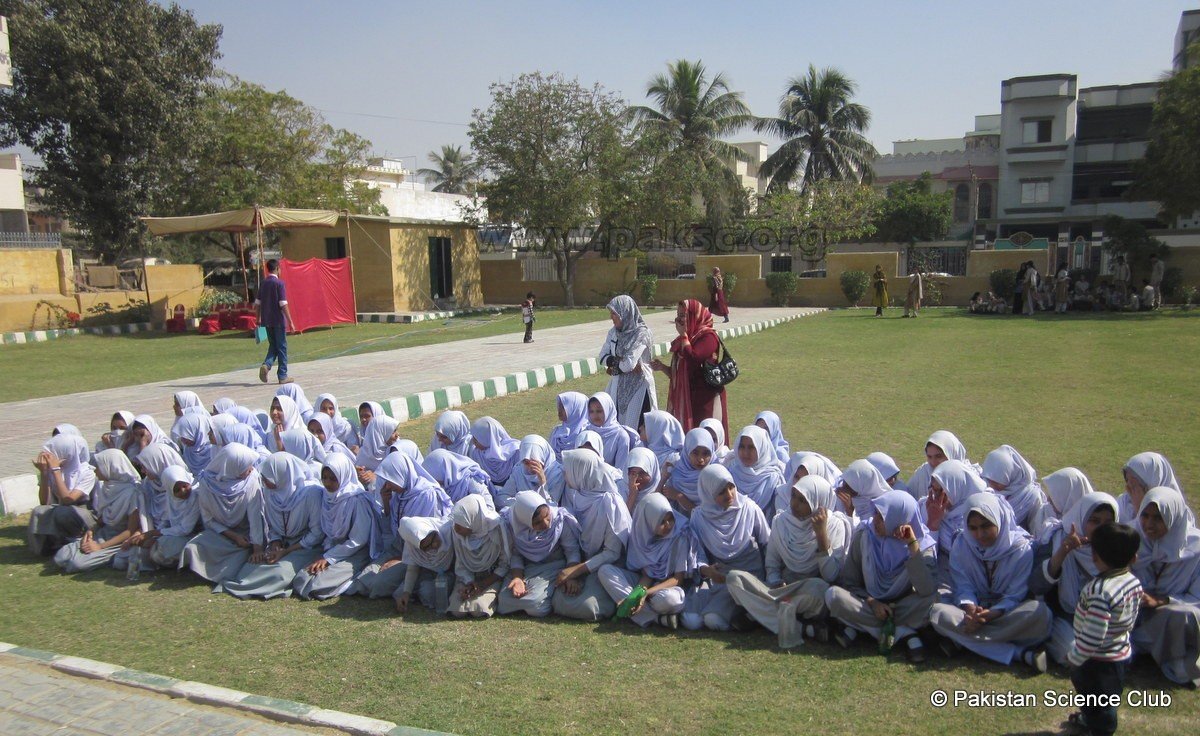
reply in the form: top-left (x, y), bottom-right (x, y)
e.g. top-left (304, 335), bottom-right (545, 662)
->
top-left (1004, 144), bottom-right (1070, 164)
top-left (1073, 140), bottom-right (1148, 164)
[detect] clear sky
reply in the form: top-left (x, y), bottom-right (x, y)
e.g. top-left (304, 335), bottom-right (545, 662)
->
top-left (160, 1), bottom-right (1200, 169)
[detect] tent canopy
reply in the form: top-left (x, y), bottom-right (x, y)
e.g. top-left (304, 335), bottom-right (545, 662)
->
top-left (141, 206), bottom-right (339, 236)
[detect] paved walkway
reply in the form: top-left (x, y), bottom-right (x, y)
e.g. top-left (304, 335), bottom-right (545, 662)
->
top-left (0, 307), bottom-right (818, 481)
top-left (0, 657), bottom-right (334, 736)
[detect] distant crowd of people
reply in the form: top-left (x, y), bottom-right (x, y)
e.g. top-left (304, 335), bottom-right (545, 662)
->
top-left (970, 254), bottom-right (1167, 316)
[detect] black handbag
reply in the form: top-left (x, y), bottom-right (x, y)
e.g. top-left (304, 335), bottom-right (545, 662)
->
top-left (701, 335), bottom-right (738, 388)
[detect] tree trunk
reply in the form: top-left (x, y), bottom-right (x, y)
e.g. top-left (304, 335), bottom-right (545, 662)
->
top-left (555, 236), bottom-right (577, 307)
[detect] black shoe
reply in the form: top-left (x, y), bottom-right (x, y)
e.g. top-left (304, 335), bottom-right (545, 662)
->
top-left (904, 636), bottom-right (927, 664)
top-left (938, 637), bottom-right (960, 659)
top-left (729, 610), bottom-right (757, 632)
top-left (833, 625), bottom-right (853, 650)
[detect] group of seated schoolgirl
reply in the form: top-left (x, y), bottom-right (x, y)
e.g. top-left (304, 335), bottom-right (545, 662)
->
top-left (26, 385), bottom-right (1200, 688)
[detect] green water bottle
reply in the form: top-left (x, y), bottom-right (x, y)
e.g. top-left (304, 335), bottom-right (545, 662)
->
top-left (615, 585), bottom-right (648, 619)
top-left (879, 616), bottom-right (896, 654)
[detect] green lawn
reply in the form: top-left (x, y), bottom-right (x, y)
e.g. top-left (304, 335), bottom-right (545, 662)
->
top-left (0, 308), bottom-right (610, 403)
top-left (1, 308), bottom-right (1197, 735)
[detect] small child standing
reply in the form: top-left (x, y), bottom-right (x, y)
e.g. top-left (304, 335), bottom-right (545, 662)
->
top-left (521, 291), bottom-right (536, 344)
top-left (1066, 522), bottom-right (1143, 736)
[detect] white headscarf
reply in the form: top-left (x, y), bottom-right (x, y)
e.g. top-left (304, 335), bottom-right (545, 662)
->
top-left (429, 410), bottom-right (473, 456)
top-left (1123, 452), bottom-right (1183, 494)
top-left (356, 414), bottom-right (399, 470)
top-left (787, 451), bottom-right (842, 489)
top-left (271, 395), bottom-right (303, 432)
top-left (727, 425), bottom-right (785, 515)
top-left (586, 392), bottom-right (635, 469)
top-left (275, 383), bottom-right (314, 420)
top-left (642, 410), bottom-right (684, 468)
top-left (862, 491), bottom-right (937, 600)
top-left (768, 476), bottom-right (852, 577)
top-left (982, 444), bottom-right (1046, 528)
top-left (157, 465), bottom-right (200, 536)
top-left (198, 443), bottom-right (262, 529)
top-left (1039, 467), bottom-right (1095, 543)
top-left (699, 418), bottom-right (730, 460)
top-left (626, 493), bottom-right (698, 580)
top-left (450, 494), bottom-right (510, 575)
top-left (841, 459), bottom-right (892, 519)
top-left (561, 449), bottom-right (632, 555)
top-left (505, 490), bottom-right (579, 563)
top-left (669, 428), bottom-right (715, 504)
top-left (930, 459), bottom-right (988, 553)
top-left (550, 392), bottom-right (590, 459)
top-left (754, 410), bottom-right (790, 460)
top-left (1055, 492), bottom-right (1119, 612)
top-left (1136, 487), bottom-right (1200, 570)
top-left (259, 453), bottom-right (315, 515)
top-left (690, 463), bottom-right (769, 561)
top-left (173, 390), bottom-right (205, 416)
top-left (42, 433), bottom-right (96, 497)
top-left (468, 416), bottom-right (521, 483)
top-left (170, 412), bottom-right (214, 476)
top-left (398, 516), bottom-right (454, 572)
top-left (91, 449), bottom-right (143, 527)
top-left (621, 447), bottom-right (662, 502)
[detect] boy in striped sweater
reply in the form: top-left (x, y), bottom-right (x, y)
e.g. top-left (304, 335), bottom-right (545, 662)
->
top-left (1066, 522), bottom-right (1143, 736)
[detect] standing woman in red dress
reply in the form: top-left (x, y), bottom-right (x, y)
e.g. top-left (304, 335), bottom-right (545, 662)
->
top-left (708, 267), bottom-right (730, 323)
top-left (652, 299), bottom-right (728, 439)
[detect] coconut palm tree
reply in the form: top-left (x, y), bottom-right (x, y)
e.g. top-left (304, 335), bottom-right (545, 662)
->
top-left (754, 65), bottom-right (877, 193)
top-left (417, 144), bottom-right (479, 194)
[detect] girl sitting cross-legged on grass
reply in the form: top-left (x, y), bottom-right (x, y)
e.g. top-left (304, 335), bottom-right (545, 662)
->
top-left (826, 491), bottom-right (939, 663)
top-left (53, 449), bottom-right (144, 574)
top-left (682, 464), bottom-right (771, 632)
top-left (132, 448), bottom-right (196, 569)
top-left (498, 490), bottom-right (581, 618)
top-left (179, 443), bottom-right (263, 586)
top-left (447, 494), bottom-right (511, 618)
top-left (727, 475), bottom-right (853, 648)
top-left (929, 492), bottom-right (1053, 671)
top-left (925, 459), bottom-right (990, 585)
top-left (394, 515), bottom-right (456, 614)
top-left (292, 454), bottom-right (380, 601)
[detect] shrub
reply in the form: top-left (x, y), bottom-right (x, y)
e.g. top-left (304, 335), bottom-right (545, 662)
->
top-left (840, 269), bottom-right (869, 306)
top-left (1180, 285), bottom-right (1197, 310)
top-left (637, 274), bottom-right (658, 305)
top-left (1161, 266), bottom-right (1183, 300)
top-left (197, 288), bottom-right (243, 316)
top-left (990, 268), bottom-right (1018, 298)
top-left (765, 271), bottom-right (798, 307)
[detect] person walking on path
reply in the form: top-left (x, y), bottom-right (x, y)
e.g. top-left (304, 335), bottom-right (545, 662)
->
top-left (256, 259), bottom-right (296, 385)
top-left (1149, 254), bottom-right (1165, 309)
top-left (903, 270), bottom-right (923, 318)
top-left (599, 295), bottom-right (657, 428)
top-left (522, 292), bottom-right (536, 343)
top-left (708, 267), bottom-right (730, 323)
top-left (871, 264), bottom-right (889, 317)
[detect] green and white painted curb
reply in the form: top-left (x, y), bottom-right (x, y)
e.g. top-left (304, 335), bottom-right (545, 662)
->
top-left (0, 643), bottom-right (453, 736)
top-left (340, 309), bottom-right (824, 425)
top-left (357, 307), bottom-right (503, 324)
top-left (0, 320), bottom-right (203, 346)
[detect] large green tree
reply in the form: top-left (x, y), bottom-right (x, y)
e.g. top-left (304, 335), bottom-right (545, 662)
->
top-left (872, 172), bottom-right (952, 271)
top-left (469, 72), bottom-right (640, 306)
top-left (417, 144), bottom-right (479, 194)
top-left (754, 65), bottom-right (877, 193)
top-left (1134, 42), bottom-right (1200, 220)
top-left (0, 0), bottom-right (221, 262)
top-left (758, 181), bottom-right (878, 267)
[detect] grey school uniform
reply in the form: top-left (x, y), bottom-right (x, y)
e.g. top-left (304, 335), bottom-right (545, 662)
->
top-left (826, 527), bottom-right (939, 635)
top-left (684, 542), bottom-right (767, 631)
top-left (28, 466), bottom-right (99, 557)
top-left (396, 559), bottom-right (455, 611)
top-left (499, 524), bottom-right (582, 618)
top-left (291, 496), bottom-right (375, 600)
top-left (219, 486), bottom-right (325, 599)
top-left (179, 485), bottom-right (257, 585)
top-left (552, 526), bottom-right (625, 621)
top-left (351, 502), bottom-right (406, 599)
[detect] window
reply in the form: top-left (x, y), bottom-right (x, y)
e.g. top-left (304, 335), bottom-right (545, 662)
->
top-left (324, 237), bottom-right (346, 259)
top-left (953, 184), bottom-right (970, 222)
top-left (1022, 119), bottom-right (1052, 144)
top-left (428, 237), bottom-right (453, 299)
top-left (976, 183), bottom-right (993, 219)
top-left (1020, 181), bottom-right (1050, 204)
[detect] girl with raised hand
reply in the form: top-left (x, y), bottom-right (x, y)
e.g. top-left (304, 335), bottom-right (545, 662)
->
top-left (180, 443), bottom-right (263, 585)
top-left (53, 450), bottom-right (144, 573)
top-left (599, 294), bottom-right (658, 428)
top-left (122, 414), bottom-right (176, 460)
top-left (837, 459), bottom-right (893, 521)
top-left (982, 444), bottom-right (1050, 536)
top-left (754, 410), bottom-right (790, 462)
top-left (1028, 492), bottom-right (1120, 667)
top-left (448, 494), bottom-right (512, 618)
top-left (314, 393), bottom-right (358, 449)
top-left (1037, 467), bottom-right (1096, 544)
top-left (640, 410), bottom-right (685, 469)
top-left (661, 428), bottom-right (715, 515)
top-left (585, 392), bottom-right (637, 471)
top-left (904, 430), bottom-right (980, 501)
top-left (28, 433), bottom-right (97, 556)
top-left (1132, 487), bottom-right (1200, 687)
top-left (428, 409), bottom-right (473, 457)
top-left (599, 493), bottom-right (699, 629)
top-left (926, 459), bottom-right (990, 581)
top-left (549, 392), bottom-right (590, 461)
top-left (265, 395), bottom-right (303, 450)
top-left (826, 491), bottom-right (939, 663)
top-left (497, 435), bottom-right (565, 509)
top-left (394, 516), bottom-right (456, 614)
top-left (726, 425), bottom-right (785, 517)
top-left (468, 416), bottom-right (522, 487)
top-left (727, 476), bottom-right (853, 647)
top-left (499, 491), bottom-right (582, 618)
top-left (554, 449), bottom-right (633, 621)
top-left (620, 447), bottom-right (662, 514)
top-left (292, 454), bottom-right (380, 600)
top-left (930, 493), bottom-right (1052, 671)
top-left (1119, 451), bottom-right (1186, 523)
top-left (683, 464), bottom-right (771, 632)
top-left (170, 412), bottom-right (214, 477)
top-left (355, 413), bottom-right (401, 481)
top-left (218, 453), bottom-right (325, 599)
top-left (95, 410), bottom-right (135, 454)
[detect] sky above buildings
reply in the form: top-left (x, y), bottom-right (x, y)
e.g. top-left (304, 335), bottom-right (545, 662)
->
top-left (130, 1), bottom-right (1200, 170)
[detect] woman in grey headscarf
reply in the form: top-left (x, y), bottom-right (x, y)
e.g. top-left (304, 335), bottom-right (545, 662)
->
top-left (598, 295), bottom-right (658, 428)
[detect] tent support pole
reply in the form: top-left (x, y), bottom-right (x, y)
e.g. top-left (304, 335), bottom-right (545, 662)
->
top-left (344, 211), bottom-right (359, 327)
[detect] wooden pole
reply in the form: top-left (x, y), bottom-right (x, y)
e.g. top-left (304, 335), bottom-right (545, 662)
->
top-left (345, 211), bottom-right (359, 326)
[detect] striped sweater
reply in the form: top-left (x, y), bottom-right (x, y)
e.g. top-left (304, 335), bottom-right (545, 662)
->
top-left (1067, 568), bottom-right (1143, 667)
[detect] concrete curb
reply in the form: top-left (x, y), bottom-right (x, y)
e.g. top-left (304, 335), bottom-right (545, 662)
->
top-left (356, 306), bottom-right (503, 324)
top-left (346, 309), bottom-right (825, 425)
top-left (0, 643), bottom-right (454, 736)
top-left (0, 320), bottom-right (202, 346)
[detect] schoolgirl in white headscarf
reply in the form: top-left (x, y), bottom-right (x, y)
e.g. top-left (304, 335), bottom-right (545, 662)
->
top-left (786, 451), bottom-right (843, 491)
top-left (170, 412), bottom-right (214, 477)
top-left (683, 464), bottom-right (770, 632)
top-left (498, 490), bottom-right (582, 618)
top-left (123, 414), bottom-right (175, 460)
top-left (663, 428), bottom-right (715, 514)
top-left (641, 410), bottom-right (685, 469)
top-left (306, 414), bottom-right (356, 463)
top-left (394, 516), bottom-right (456, 613)
top-left (727, 476), bottom-right (853, 647)
top-left (314, 393), bottom-right (358, 448)
top-left (428, 409), bottom-right (473, 457)
top-left (173, 390), bottom-right (206, 419)
top-left (928, 458), bottom-right (989, 567)
top-left (549, 392), bottom-right (590, 460)
top-left (52, 450), bottom-right (144, 573)
top-left (982, 444), bottom-right (1049, 535)
top-left (754, 410), bottom-right (790, 461)
top-left (497, 435), bottom-right (566, 509)
top-left (699, 418), bottom-right (731, 463)
top-left (585, 392), bottom-right (636, 470)
top-left (598, 492), bottom-right (699, 629)
top-left (275, 383), bottom-right (315, 423)
top-left (265, 395), bottom-right (304, 450)
top-left (619, 447), bottom-right (662, 513)
top-left (905, 430), bottom-right (981, 500)
top-left (95, 410), bottom-right (135, 454)
top-left (866, 451), bottom-right (906, 493)
top-left (355, 401), bottom-right (387, 449)
top-left (221, 453), bottom-right (325, 600)
top-left (447, 494), bottom-right (511, 618)
top-left (146, 464), bottom-right (202, 568)
top-left (726, 425), bottom-right (785, 517)
top-left (27, 433), bottom-right (99, 556)
top-left (839, 458), bottom-right (893, 520)
top-left (1037, 467), bottom-right (1096, 545)
top-left (279, 428), bottom-right (326, 479)
top-left (555, 449), bottom-right (633, 621)
top-left (1120, 451), bottom-right (1187, 523)
top-left (355, 414), bottom-right (400, 471)
top-left (292, 454), bottom-right (381, 600)
top-left (468, 416), bottom-right (522, 486)
top-left (421, 449), bottom-right (492, 508)
top-left (180, 443), bottom-right (264, 585)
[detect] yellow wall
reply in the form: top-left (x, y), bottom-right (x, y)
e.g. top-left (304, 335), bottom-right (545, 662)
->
top-left (0, 294), bottom-right (77, 331)
top-left (0, 248), bottom-right (71, 295)
top-left (144, 264), bottom-right (205, 322)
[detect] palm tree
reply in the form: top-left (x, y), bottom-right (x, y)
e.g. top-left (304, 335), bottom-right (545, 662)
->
top-left (627, 59), bottom-right (755, 182)
top-left (754, 65), bottom-right (877, 193)
top-left (417, 144), bottom-right (479, 194)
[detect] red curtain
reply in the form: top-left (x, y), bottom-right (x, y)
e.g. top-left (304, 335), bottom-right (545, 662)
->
top-left (277, 258), bottom-right (356, 332)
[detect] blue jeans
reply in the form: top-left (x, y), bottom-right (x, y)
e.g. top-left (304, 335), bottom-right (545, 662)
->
top-left (262, 323), bottom-right (288, 378)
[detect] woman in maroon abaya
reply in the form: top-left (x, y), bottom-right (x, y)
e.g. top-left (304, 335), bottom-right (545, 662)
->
top-left (708, 267), bottom-right (730, 323)
top-left (651, 299), bottom-right (728, 439)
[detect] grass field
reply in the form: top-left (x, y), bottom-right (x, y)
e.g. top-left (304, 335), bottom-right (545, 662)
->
top-left (1, 308), bottom-right (1197, 735)
top-left (0, 307), bottom-right (610, 403)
